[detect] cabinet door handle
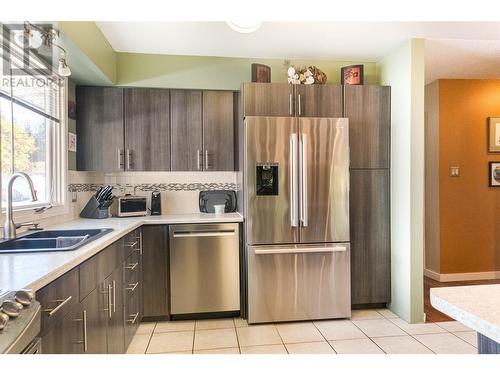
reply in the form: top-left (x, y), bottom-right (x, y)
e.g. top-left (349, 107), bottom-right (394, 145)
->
top-left (81, 310), bottom-right (88, 352)
top-left (125, 262), bottom-right (139, 271)
top-left (197, 150), bottom-right (201, 170)
top-left (73, 309), bottom-right (88, 353)
top-left (126, 282), bottom-right (139, 292)
top-left (43, 295), bottom-right (72, 317)
top-left (108, 283), bottom-right (113, 318)
top-left (126, 149), bottom-right (133, 170)
top-left (117, 149), bottom-right (124, 170)
top-left (112, 280), bottom-right (116, 314)
top-left (205, 150), bottom-right (211, 170)
top-left (126, 312), bottom-right (139, 324)
top-left (289, 93), bottom-right (293, 115)
top-left (298, 94), bottom-right (302, 116)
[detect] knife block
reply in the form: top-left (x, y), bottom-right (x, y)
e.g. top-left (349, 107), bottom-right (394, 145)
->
top-left (80, 196), bottom-right (110, 219)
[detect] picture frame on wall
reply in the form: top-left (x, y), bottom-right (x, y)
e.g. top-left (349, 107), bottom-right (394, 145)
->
top-left (489, 161), bottom-right (500, 187)
top-left (488, 117), bottom-right (500, 152)
top-left (251, 63), bottom-right (271, 83)
top-left (341, 64), bottom-right (364, 85)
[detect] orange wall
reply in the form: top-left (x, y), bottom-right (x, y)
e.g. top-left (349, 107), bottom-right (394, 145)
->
top-left (439, 80), bottom-right (500, 273)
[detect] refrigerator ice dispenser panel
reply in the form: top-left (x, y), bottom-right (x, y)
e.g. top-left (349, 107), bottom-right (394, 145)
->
top-left (256, 163), bottom-right (279, 196)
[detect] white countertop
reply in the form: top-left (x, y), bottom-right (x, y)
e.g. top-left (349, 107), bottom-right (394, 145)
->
top-left (431, 284), bottom-right (500, 342)
top-left (0, 212), bottom-right (243, 292)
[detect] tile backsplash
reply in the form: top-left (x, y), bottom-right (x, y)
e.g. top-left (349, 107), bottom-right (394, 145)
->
top-left (69, 171), bottom-right (239, 215)
top-left (10, 171), bottom-right (238, 235)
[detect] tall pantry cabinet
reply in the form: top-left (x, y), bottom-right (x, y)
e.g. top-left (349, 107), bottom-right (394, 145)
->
top-left (344, 85), bottom-right (391, 306)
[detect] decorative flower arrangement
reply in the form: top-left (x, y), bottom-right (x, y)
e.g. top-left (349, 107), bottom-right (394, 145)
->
top-left (287, 65), bottom-right (327, 85)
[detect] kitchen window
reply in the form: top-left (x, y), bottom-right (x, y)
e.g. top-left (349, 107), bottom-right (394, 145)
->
top-left (0, 40), bottom-right (66, 211)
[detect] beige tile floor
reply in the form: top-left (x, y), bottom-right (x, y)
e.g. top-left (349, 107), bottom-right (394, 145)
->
top-left (126, 309), bottom-right (478, 354)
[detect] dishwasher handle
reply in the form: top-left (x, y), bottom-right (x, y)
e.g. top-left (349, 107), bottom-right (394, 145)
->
top-left (172, 230), bottom-right (236, 238)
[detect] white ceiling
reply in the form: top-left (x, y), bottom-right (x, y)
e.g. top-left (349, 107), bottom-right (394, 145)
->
top-left (424, 38), bottom-right (500, 83)
top-left (96, 22), bottom-right (500, 83)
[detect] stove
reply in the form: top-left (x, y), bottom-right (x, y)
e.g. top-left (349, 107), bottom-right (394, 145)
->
top-left (0, 289), bottom-right (41, 354)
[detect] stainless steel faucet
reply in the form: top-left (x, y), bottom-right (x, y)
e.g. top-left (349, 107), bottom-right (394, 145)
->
top-left (3, 172), bottom-right (38, 240)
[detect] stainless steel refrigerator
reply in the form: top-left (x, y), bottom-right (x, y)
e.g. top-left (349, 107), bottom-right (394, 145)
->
top-left (243, 116), bottom-right (351, 323)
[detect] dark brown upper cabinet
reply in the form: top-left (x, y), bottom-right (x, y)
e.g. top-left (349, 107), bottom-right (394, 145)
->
top-left (294, 84), bottom-right (343, 117)
top-left (124, 88), bottom-right (171, 171)
top-left (76, 87), bottom-right (124, 172)
top-left (344, 85), bottom-right (391, 169)
top-left (202, 91), bottom-right (235, 171)
top-left (170, 89), bottom-right (235, 171)
top-left (77, 86), bottom-right (236, 172)
top-left (242, 83), bottom-right (294, 116)
top-left (170, 89), bottom-right (203, 171)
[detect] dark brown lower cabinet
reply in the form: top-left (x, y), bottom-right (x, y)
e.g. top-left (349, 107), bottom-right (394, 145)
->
top-left (75, 286), bottom-right (107, 354)
top-left (350, 169), bottom-right (391, 305)
top-left (40, 307), bottom-right (80, 354)
top-left (105, 267), bottom-right (125, 354)
top-left (39, 231), bottom-right (142, 354)
top-left (142, 225), bottom-right (169, 319)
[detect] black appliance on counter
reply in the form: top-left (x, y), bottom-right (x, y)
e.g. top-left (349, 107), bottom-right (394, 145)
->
top-left (151, 191), bottom-right (162, 215)
top-left (199, 190), bottom-right (237, 213)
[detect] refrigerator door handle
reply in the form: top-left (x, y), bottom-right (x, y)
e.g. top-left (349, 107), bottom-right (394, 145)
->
top-left (290, 133), bottom-right (298, 227)
top-left (254, 245), bottom-right (347, 255)
top-left (300, 133), bottom-right (308, 227)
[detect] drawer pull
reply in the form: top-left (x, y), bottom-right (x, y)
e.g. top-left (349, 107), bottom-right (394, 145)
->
top-left (43, 296), bottom-right (72, 316)
top-left (125, 262), bottom-right (139, 271)
top-left (126, 312), bottom-right (139, 324)
top-left (125, 241), bottom-right (138, 248)
top-left (126, 282), bottom-right (139, 292)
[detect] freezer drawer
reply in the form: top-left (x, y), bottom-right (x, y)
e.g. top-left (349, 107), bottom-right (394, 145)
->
top-left (169, 223), bottom-right (240, 315)
top-left (247, 243), bottom-right (351, 323)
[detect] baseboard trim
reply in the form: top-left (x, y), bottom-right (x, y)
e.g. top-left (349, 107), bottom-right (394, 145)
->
top-left (424, 268), bottom-right (500, 282)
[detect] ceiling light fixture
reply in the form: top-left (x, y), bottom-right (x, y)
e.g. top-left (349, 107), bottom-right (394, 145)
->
top-left (19, 22), bottom-right (71, 77)
top-left (57, 52), bottom-right (71, 77)
top-left (226, 21), bottom-right (263, 34)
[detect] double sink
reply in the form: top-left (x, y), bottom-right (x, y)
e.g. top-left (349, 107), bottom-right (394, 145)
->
top-left (0, 229), bottom-right (113, 254)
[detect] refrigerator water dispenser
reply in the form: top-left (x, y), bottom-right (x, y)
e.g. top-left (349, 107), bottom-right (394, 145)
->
top-left (256, 163), bottom-right (278, 195)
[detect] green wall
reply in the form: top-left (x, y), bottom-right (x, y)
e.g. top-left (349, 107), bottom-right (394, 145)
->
top-left (117, 53), bottom-right (378, 90)
top-left (377, 38), bottom-right (425, 323)
top-left (59, 22), bottom-right (117, 84)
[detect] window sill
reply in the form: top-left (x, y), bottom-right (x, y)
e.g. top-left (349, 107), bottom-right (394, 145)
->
top-left (5, 203), bottom-right (70, 225)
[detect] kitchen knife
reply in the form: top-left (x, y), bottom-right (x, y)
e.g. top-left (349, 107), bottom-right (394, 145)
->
top-left (95, 186), bottom-right (103, 199)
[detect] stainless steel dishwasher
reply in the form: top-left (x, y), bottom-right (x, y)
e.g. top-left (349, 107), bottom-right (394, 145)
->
top-left (169, 223), bottom-right (240, 316)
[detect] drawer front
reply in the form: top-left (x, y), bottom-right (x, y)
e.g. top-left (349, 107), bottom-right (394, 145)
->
top-left (123, 249), bottom-right (141, 284)
top-left (247, 243), bottom-right (351, 324)
top-left (124, 283), bottom-right (140, 349)
top-left (79, 253), bottom-right (99, 301)
top-left (99, 238), bottom-right (124, 280)
top-left (123, 229), bottom-right (141, 259)
top-left (37, 267), bottom-right (79, 335)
